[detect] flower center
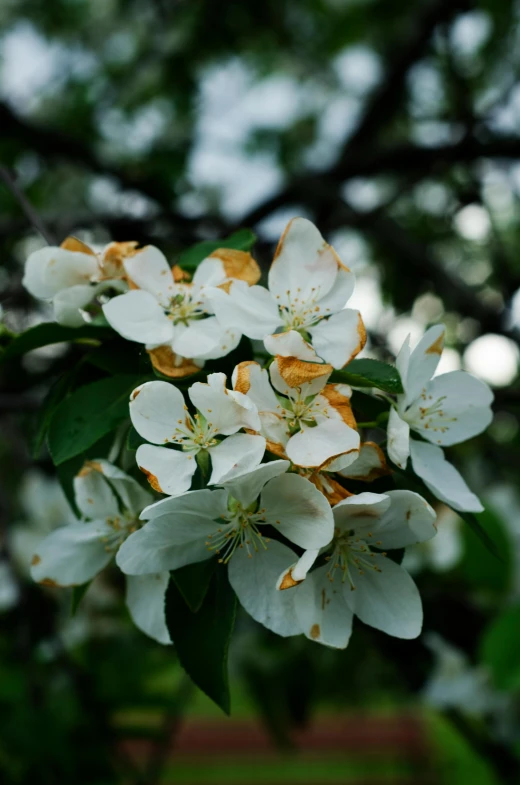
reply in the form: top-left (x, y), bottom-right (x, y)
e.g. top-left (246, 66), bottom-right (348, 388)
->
top-left (278, 286), bottom-right (331, 331)
top-left (164, 286), bottom-right (207, 325)
top-left (171, 412), bottom-right (219, 452)
top-left (205, 500), bottom-right (270, 563)
top-left (280, 389), bottom-right (328, 433)
top-left (403, 391), bottom-right (457, 434)
top-left (325, 529), bottom-right (386, 590)
top-left (100, 512), bottom-right (141, 553)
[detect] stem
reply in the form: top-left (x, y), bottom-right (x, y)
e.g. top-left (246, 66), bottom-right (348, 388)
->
top-left (0, 163), bottom-right (55, 244)
top-left (356, 421), bottom-right (379, 428)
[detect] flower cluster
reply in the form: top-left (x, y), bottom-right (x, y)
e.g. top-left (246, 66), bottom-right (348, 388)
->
top-left (24, 218), bottom-right (494, 650)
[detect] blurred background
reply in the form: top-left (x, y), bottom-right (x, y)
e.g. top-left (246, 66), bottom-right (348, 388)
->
top-left (1, 0), bottom-right (520, 783)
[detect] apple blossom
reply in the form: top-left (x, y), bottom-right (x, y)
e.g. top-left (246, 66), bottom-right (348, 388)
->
top-left (387, 325), bottom-right (493, 512)
top-left (129, 372), bottom-right (264, 496)
top-left (232, 357), bottom-right (360, 470)
top-left (103, 245), bottom-right (260, 377)
top-left (208, 218), bottom-right (366, 368)
top-left (30, 459), bottom-right (171, 644)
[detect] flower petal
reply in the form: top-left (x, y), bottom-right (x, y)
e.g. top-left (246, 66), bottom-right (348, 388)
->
top-left (208, 280), bottom-right (280, 339)
top-left (366, 490), bottom-right (437, 549)
top-left (53, 284), bottom-right (97, 326)
top-left (124, 245), bottom-right (175, 302)
top-left (188, 372), bottom-right (261, 435)
top-left (264, 331), bottom-right (320, 362)
top-left (268, 218), bottom-right (337, 307)
top-left (338, 442), bottom-right (389, 481)
top-left (130, 380), bottom-right (187, 444)
top-left (314, 267), bottom-right (355, 314)
top-left (344, 554), bottom-right (423, 639)
top-left (23, 246), bottom-right (98, 299)
top-left (269, 356), bottom-right (331, 397)
top-left (308, 309), bottom-right (366, 368)
top-left (117, 488), bottom-right (229, 574)
top-left (261, 473), bottom-right (334, 549)
top-left (403, 324), bottom-right (445, 404)
top-left (88, 460), bottom-right (153, 516)
top-left (103, 290), bottom-right (174, 345)
top-left (31, 522), bottom-right (113, 587)
top-left (208, 434), bottom-right (266, 486)
top-left (136, 444), bottom-right (196, 495)
top-left (232, 362), bottom-right (280, 413)
top-left (294, 565), bottom-right (353, 648)
top-left (387, 407), bottom-right (410, 469)
top-left (409, 439), bottom-right (483, 513)
top-left (332, 492), bottom-right (391, 534)
top-left (408, 371), bottom-right (493, 446)
top-left (277, 548), bottom-right (320, 589)
top-left (228, 540), bottom-right (301, 637)
top-left (286, 419), bottom-right (360, 469)
top-left (73, 462), bottom-right (120, 519)
top-left (126, 573), bottom-right (171, 644)
top-left (220, 459), bottom-right (290, 507)
top-left (205, 248), bottom-right (261, 286)
top-left (171, 317), bottom-right (241, 361)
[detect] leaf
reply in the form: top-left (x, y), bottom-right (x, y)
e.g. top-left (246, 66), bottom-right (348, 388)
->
top-left (350, 390), bottom-right (388, 422)
top-left (126, 426), bottom-right (147, 452)
top-left (177, 229), bottom-right (256, 270)
top-left (458, 509), bottom-right (507, 567)
top-left (0, 322), bottom-right (112, 362)
top-left (48, 374), bottom-right (146, 465)
top-left (31, 369), bottom-right (77, 458)
top-left (330, 359), bottom-right (403, 394)
top-left (165, 567), bottom-right (237, 714)
top-left (71, 581), bottom-right (92, 615)
top-left (480, 605), bottom-right (520, 690)
top-left (171, 558), bottom-right (216, 612)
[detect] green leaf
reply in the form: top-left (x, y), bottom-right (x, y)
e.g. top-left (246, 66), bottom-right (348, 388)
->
top-left (165, 567), bottom-right (237, 714)
top-left (126, 425), bottom-right (147, 452)
top-left (177, 229), bottom-right (256, 271)
top-left (71, 581), bottom-right (92, 615)
top-left (330, 359), bottom-right (403, 394)
top-left (0, 322), bottom-right (112, 362)
top-left (171, 559), bottom-right (216, 612)
top-left (480, 605), bottom-right (520, 690)
top-left (458, 509), bottom-right (508, 568)
top-left (48, 374), bottom-right (146, 465)
top-left (31, 369), bottom-right (77, 458)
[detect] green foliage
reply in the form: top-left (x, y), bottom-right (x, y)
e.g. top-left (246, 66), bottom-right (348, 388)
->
top-left (177, 229), bottom-right (257, 271)
top-left (331, 359), bottom-right (403, 394)
top-left (0, 323), bottom-right (111, 362)
top-left (70, 581), bottom-right (92, 616)
top-left (480, 605), bottom-right (520, 690)
top-left (171, 558), bottom-right (216, 612)
top-left (165, 566), bottom-right (237, 714)
top-left (48, 374), bottom-right (147, 465)
top-left (459, 508), bottom-right (512, 591)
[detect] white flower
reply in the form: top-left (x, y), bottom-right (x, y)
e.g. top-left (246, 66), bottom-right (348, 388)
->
top-left (275, 491), bottom-right (437, 648)
top-left (130, 373), bottom-right (264, 496)
top-left (387, 325), bottom-right (493, 512)
top-left (403, 505), bottom-right (462, 575)
top-left (30, 460), bottom-right (171, 644)
top-left (232, 358), bottom-right (360, 470)
top-left (116, 462), bottom-right (335, 637)
top-left (23, 237), bottom-right (132, 326)
top-left (208, 218), bottom-right (366, 368)
top-left (103, 246), bottom-right (260, 377)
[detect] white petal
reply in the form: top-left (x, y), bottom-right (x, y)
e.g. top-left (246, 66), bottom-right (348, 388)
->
top-left (228, 540), bottom-right (301, 636)
top-left (89, 460), bottom-right (153, 516)
top-left (31, 522), bottom-right (113, 586)
top-left (188, 372), bottom-right (261, 435)
top-left (344, 554), bottom-right (423, 639)
top-left (308, 309), bottom-right (365, 368)
top-left (332, 492), bottom-right (391, 534)
top-left (208, 434), bottom-right (266, 486)
top-left (73, 465), bottom-right (120, 519)
top-left (268, 218), bottom-right (337, 307)
top-left (126, 573), bottom-right (171, 644)
top-left (261, 473), bottom-right (334, 549)
top-left (192, 256), bottom-right (226, 287)
top-left (365, 490), bottom-right (437, 549)
top-left (277, 548), bottom-right (319, 588)
top-left (338, 442), bottom-right (388, 481)
top-left (314, 267), bottom-right (355, 313)
top-left (103, 290), bottom-right (174, 345)
top-left (136, 444), bottom-right (195, 495)
top-left (123, 246), bottom-right (175, 302)
top-left (171, 317), bottom-right (240, 361)
top-left (269, 359), bottom-right (331, 399)
top-left (264, 331), bottom-right (319, 362)
top-left (294, 565), bottom-right (353, 648)
top-left (23, 246), bottom-right (98, 299)
top-left (408, 371), bottom-right (493, 446)
top-left (220, 459), bottom-right (290, 507)
top-left (130, 380), bottom-right (187, 444)
top-left (395, 335), bottom-right (411, 397)
top-left (404, 324), bottom-right (445, 404)
top-left (53, 284), bottom-right (97, 326)
top-left (116, 489), bottom-right (228, 574)
top-left (409, 439), bottom-right (483, 513)
top-left (286, 419), bottom-right (360, 468)
top-left (208, 280), bottom-right (281, 339)
top-left (232, 362), bottom-right (280, 413)
top-left (387, 407), bottom-right (410, 469)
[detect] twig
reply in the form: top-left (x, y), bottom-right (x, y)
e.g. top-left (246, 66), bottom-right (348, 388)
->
top-left (0, 164), bottom-right (55, 244)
